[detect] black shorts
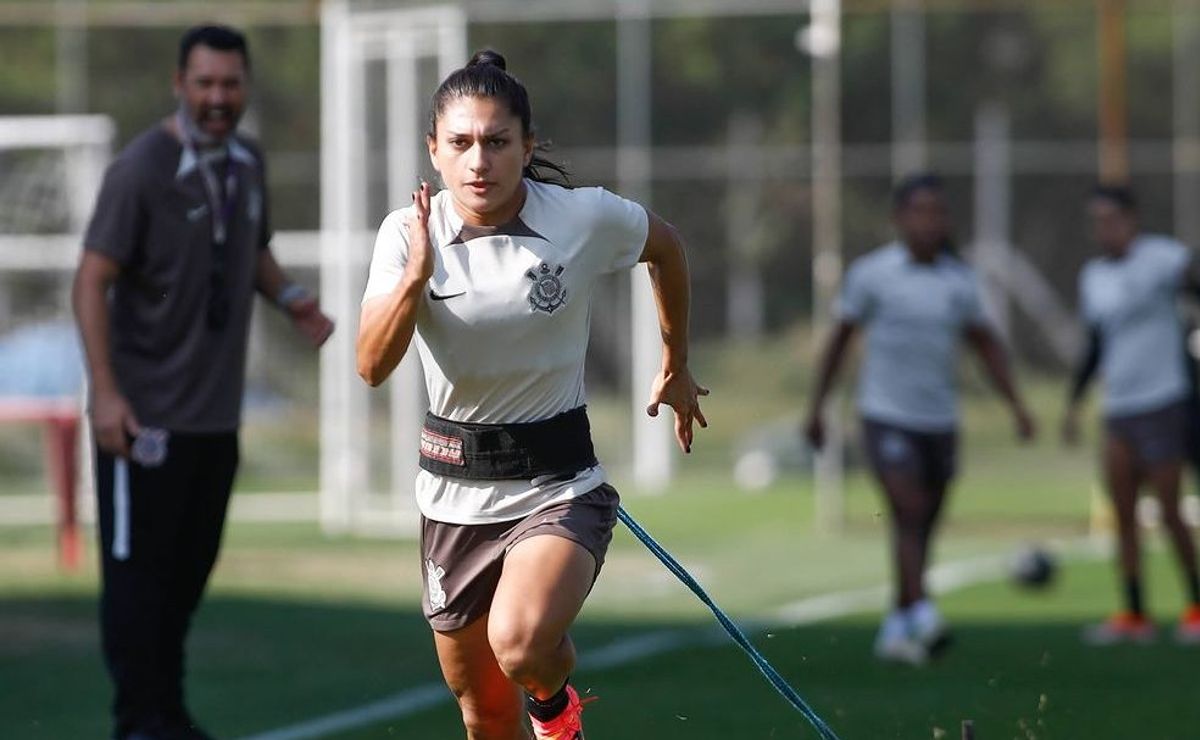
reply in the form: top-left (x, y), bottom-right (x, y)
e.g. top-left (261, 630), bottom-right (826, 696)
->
top-left (1106, 400), bottom-right (1191, 467)
top-left (418, 484), bottom-right (620, 632)
top-left (862, 418), bottom-right (958, 489)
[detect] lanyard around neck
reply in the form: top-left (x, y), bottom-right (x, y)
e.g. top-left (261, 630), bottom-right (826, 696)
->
top-left (177, 110), bottom-right (239, 246)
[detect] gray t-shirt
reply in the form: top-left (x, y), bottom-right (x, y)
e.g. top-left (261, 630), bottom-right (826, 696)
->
top-left (361, 180), bottom-right (648, 524)
top-left (836, 242), bottom-right (988, 432)
top-left (1080, 234), bottom-right (1192, 417)
top-left (83, 124), bottom-right (271, 432)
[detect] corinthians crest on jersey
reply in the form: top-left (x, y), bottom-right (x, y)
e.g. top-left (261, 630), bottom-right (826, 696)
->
top-left (526, 262), bottom-right (568, 314)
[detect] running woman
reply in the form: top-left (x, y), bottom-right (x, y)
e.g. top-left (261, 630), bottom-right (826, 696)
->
top-left (1064, 185), bottom-right (1200, 645)
top-left (356, 51), bottom-right (708, 739)
top-left (805, 173), bottom-right (1035, 665)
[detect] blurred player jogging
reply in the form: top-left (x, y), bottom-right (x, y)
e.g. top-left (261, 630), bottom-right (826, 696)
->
top-left (806, 173), bottom-right (1035, 666)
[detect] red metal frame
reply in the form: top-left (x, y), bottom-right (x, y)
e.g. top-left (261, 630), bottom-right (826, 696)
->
top-left (1, 398), bottom-right (82, 570)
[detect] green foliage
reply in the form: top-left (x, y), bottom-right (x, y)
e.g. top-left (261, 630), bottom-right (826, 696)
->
top-left (0, 28), bottom-right (57, 113)
top-left (1, 5), bottom-right (1190, 341)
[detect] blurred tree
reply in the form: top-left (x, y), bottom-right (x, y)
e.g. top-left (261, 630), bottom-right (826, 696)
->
top-left (0, 1), bottom-right (1188, 351)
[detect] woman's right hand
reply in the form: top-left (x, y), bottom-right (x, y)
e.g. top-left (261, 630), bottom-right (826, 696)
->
top-left (403, 181), bottom-right (435, 285)
top-left (357, 182), bottom-right (435, 387)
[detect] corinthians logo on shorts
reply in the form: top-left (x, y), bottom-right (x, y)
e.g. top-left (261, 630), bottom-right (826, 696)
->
top-left (526, 262), bottom-right (568, 314)
top-left (425, 559), bottom-right (447, 612)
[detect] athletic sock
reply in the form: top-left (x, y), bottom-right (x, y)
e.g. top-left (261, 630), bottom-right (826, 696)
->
top-left (1124, 576), bottom-right (1144, 617)
top-left (525, 681), bottom-right (571, 722)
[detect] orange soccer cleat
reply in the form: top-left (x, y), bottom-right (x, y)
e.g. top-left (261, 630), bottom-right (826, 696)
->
top-left (1082, 611), bottom-right (1156, 645)
top-left (1175, 605), bottom-right (1200, 645)
top-left (529, 685), bottom-right (595, 740)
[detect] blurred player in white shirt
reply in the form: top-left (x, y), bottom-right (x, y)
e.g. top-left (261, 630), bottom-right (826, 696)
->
top-left (807, 174), bottom-right (1034, 665)
top-left (1064, 185), bottom-right (1200, 645)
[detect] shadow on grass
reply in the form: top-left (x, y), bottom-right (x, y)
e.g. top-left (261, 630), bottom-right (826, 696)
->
top-left (1, 593), bottom-right (690, 739)
top-left (3, 594), bottom-right (1198, 739)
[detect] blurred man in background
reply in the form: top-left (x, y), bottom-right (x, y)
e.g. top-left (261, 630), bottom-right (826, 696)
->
top-left (1064, 185), bottom-right (1200, 645)
top-left (72, 25), bottom-right (333, 740)
top-left (806, 173), bottom-right (1034, 666)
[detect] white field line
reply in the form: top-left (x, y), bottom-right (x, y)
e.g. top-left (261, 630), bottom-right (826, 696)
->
top-left (238, 541), bottom-right (1101, 740)
top-left (237, 630), bottom-right (700, 740)
top-left (0, 491), bottom-right (319, 527)
top-left (238, 685), bottom-right (449, 740)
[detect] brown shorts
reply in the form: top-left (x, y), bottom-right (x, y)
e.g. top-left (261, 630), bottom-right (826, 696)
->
top-left (862, 418), bottom-right (958, 489)
top-left (419, 483), bottom-right (620, 632)
top-left (1106, 400), bottom-right (1191, 467)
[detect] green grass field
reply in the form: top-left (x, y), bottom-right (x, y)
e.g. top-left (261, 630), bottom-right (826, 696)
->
top-left (3, 477), bottom-right (1199, 739)
top-left (3, 331), bottom-right (1198, 738)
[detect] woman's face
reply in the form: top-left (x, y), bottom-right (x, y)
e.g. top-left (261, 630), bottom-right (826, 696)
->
top-left (428, 95), bottom-right (533, 224)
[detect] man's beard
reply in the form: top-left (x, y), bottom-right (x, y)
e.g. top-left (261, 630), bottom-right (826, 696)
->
top-left (177, 101), bottom-right (236, 149)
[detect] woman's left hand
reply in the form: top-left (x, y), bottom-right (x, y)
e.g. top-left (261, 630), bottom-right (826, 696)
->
top-left (646, 367), bottom-right (710, 453)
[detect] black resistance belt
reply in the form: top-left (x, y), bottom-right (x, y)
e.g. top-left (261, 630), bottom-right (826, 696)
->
top-left (418, 406), bottom-right (598, 481)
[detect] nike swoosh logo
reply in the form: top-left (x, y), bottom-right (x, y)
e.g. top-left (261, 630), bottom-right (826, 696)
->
top-left (429, 290), bottom-right (466, 302)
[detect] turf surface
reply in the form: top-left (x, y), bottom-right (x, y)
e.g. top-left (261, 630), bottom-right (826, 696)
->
top-left (2, 338), bottom-right (1195, 738)
top-left (3, 482), bottom-right (1198, 739)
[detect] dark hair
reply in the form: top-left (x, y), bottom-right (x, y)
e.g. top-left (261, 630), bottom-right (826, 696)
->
top-left (1090, 183), bottom-right (1138, 213)
top-left (427, 49), bottom-right (570, 187)
top-left (892, 172), bottom-right (945, 210)
top-left (178, 25), bottom-right (250, 72)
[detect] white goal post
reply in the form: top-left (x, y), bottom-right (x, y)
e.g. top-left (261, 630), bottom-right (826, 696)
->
top-left (0, 114), bottom-right (114, 236)
top-left (319, 2), bottom-right (468, 535)
top-left (316, 1), bottom-right (678, 537)
top-left (0, 114), bottom-right (115, 564)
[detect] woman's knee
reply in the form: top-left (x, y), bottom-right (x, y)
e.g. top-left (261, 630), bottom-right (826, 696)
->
top-left (488, 621), bottom-right (537, 680)
top-left (487, 615), bottom-right (562, 682)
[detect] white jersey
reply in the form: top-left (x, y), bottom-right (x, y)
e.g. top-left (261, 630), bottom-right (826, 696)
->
top-left (836, 242), bottom-right (989, 432)
top-left (1079, 234), bottom-right (1192, 417)
top-left (362, 179), bottom-right (648, 524)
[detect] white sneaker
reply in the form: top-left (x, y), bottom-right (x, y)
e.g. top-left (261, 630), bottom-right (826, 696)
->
top-left (908, 599), bottom-right (952, 656)
top-left (874, 611), bottom-right (927, 666)
top-left (873, 633), bottom-right (928, 666)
